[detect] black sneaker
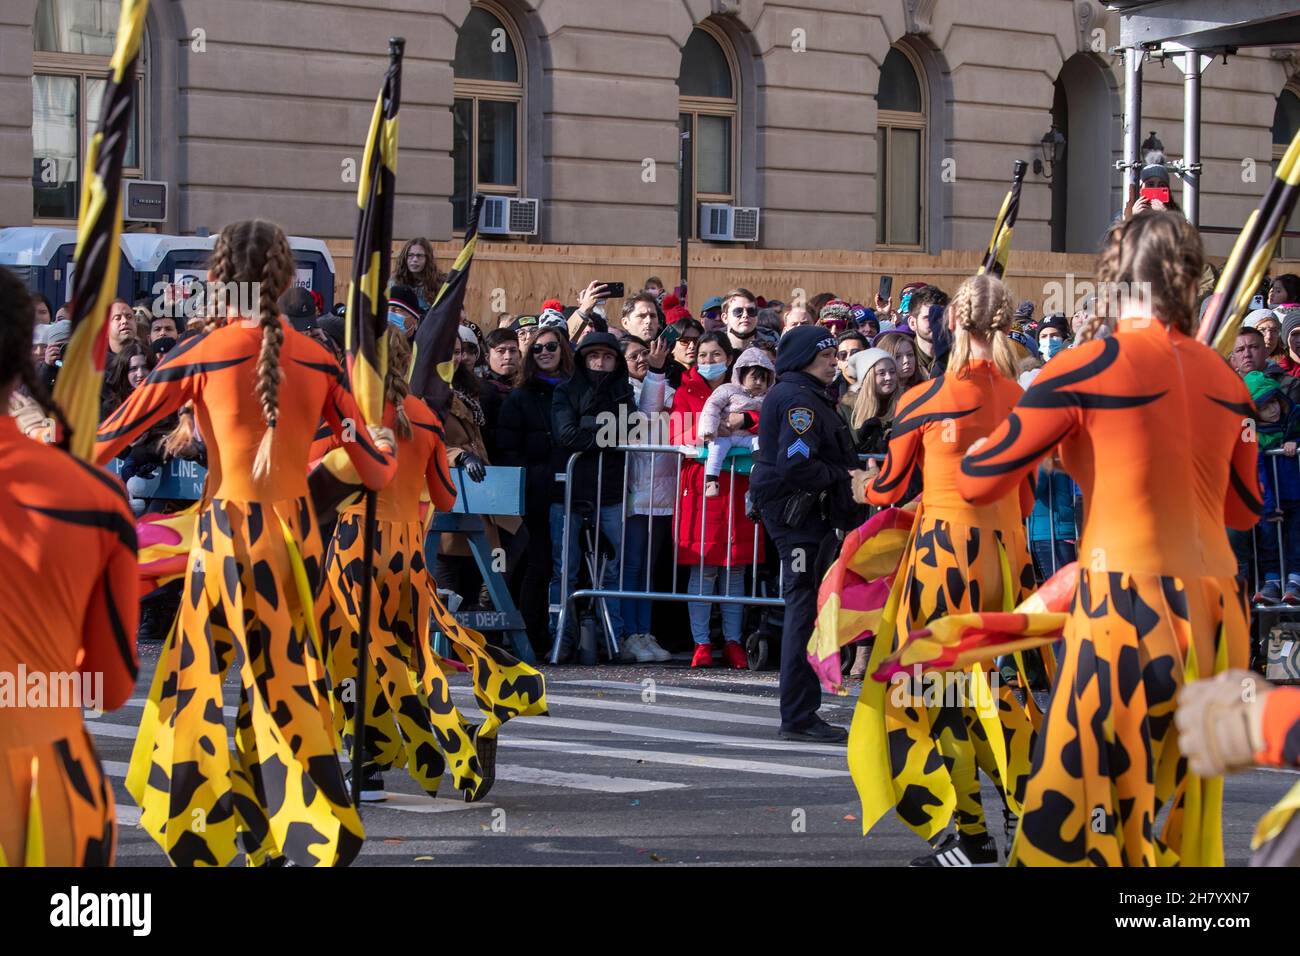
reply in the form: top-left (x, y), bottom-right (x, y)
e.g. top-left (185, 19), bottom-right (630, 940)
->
top-left (778, 716), bottom-right (849, 743)
top-left (352, 767), bottom-right (387, 803)
top-left (909, 831), bottom-right (999, 867)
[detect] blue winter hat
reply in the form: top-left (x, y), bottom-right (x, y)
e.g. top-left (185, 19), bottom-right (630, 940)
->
top-left (776, 325), bottom-right (837, 374)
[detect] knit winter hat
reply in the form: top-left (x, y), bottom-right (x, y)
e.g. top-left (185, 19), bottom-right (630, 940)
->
top-left (775, 325), bottom-right (837, 374)
top-left (1280, 308), bottom-right (1300, 349)
top-left (1244, 308), bottom-right (1278, 330)
top-left (845, 347), bottom-right (893, 390)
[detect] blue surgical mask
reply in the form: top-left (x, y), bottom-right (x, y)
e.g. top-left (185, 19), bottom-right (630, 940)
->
top-left (698, 362), bottom-right (727, 381)
top-left (1046, 338), bottom-right (1067, 359)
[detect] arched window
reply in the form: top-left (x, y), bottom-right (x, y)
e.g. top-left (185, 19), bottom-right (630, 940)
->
top-left (876, 46), bottom-right (926, 248)
top-left (32, 0), bottom-right (146, 220)
top-left (1275, 85), bottom-right (1300, 258)
top-left (677, 24), bottom-right (739, 237)
top-left (452, 2), bottom-right (524, 231)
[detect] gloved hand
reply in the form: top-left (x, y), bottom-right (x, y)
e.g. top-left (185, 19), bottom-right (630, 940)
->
top-left (367, 424), bottom-right (396, 456)
top-left (1175, 669), bottom-right (1272, 777)
top-left (459, 452), bottom-right (487, 483)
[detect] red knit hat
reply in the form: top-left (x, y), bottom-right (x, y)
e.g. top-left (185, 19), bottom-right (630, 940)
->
top-left (661, 293), bottom-right (679, 311)
top-left (541, 298), bottom-right (563, 312)
top-left (664, 306), bottom-right (692, 325)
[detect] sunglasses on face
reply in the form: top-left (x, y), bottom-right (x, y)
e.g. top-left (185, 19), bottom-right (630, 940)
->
top-left (679, 336), bottom-right (700, 346)
top-left (731, 306), bottom-right (758, 317)
top-left (531, 342), bottom-right (560, 354)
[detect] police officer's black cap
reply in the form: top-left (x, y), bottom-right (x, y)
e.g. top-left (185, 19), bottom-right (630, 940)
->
top-left (775, 325), bottom-right (838, 374)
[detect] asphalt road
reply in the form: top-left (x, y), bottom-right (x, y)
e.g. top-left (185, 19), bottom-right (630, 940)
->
top-left (91, 644), bottom-right (1298, 867)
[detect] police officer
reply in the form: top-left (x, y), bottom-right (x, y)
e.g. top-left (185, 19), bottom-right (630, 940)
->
top-left (751, 326), bottom-right (867, 742)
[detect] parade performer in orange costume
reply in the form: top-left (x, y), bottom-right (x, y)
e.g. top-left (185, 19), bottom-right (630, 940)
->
top-left (95, 220), bottom-right (397, 867)
top-left (853, 274), bottom-right (1039, 867)
top-left (317, 329), bottom-right (547, 804)
top-left (959, 211), bottom-right (1261, 866)
top-left (0, 267), bottom-right (139, 866)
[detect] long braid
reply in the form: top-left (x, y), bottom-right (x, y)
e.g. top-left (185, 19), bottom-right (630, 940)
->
top-left (385, 326), bottom-right (413, 441)
top-left (251, 229), bottom-right (292, 479)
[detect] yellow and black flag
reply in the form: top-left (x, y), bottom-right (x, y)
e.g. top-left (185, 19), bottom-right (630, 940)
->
top-left (345, 36), bottom-right (404, 426)
top-left (977, 160), bottom-right (1029, 281)
top-left (307, 38), bottom-right (403, 526)
top-left (1198, 125), bottom-right (1300, 356)
top-left (53, 0), bottom-right (149, 461)
top-left (409, 193), bottom-right (485, 418)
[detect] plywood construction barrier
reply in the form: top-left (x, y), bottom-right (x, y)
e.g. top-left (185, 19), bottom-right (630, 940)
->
top-left (323, 240), bottom-right (1209, 323)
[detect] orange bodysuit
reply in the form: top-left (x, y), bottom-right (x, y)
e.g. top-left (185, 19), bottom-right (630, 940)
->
top-left (852, 359), bottom-right (1038, 844)
top-left (318, 395), bottom-right (547, 801)
top-left (95, 319), bottom-right (395, 867)
top-left (0, 415), bottom-right (139, 865)
top-left (959, 318), bottom-right (1261, 866)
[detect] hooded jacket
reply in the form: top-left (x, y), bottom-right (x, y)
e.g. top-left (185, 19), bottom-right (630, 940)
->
top-left (697, 347), bottom-right (775, 441)
top-left (551, 332), bottom-right (637, 507)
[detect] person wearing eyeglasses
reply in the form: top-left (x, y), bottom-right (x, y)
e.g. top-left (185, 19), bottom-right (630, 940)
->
top-left (497, 328), bottom-right (574, 656)
top-left (722, 287), bottom-right (759, 353)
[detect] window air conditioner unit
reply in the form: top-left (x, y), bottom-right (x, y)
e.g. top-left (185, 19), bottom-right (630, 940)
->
top-left (479, 196), bottom-right (539, 236)
top-left (699, 203), bottom-right (760, 242)
top-left (124, 180), bottom-right (168, 222)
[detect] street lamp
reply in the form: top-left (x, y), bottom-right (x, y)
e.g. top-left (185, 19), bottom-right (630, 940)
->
top-left (1033, 127), bottom-right (1066, 179)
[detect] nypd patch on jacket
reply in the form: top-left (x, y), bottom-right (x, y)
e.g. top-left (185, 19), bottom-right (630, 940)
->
top-left (750, 369), bottom-right (859, 520)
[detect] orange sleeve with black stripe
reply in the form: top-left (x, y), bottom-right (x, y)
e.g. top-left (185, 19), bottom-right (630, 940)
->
top-left (320, 374), bottom-right (397, 491)
top-left (419, 405), bottom-right (458, 514)
top-left (81, 489), bottom-right (140, 711)
top-left (958, 343), bottom-right (1093, 505)
top-left (94, 334), bottom-right (207, 464)
top-left (866, 378), bottom-right (932, 506)
top-left (1226, 404), bottom-right (1264, 531)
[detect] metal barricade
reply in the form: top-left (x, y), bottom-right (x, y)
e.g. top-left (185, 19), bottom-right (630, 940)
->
top-left (550, 442), bottom-right (784, 664)
top-left (1248, 448), bottom-right (1300, 614)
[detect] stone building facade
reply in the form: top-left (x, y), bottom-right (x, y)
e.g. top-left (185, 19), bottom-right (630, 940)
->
top-left (4, 0), bottom-right (1300, 259)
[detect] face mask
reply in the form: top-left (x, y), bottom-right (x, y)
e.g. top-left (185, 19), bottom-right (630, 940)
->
top-left (1046, 338), bottom-right (1067, 359)
top-left (698, 362), bottom-right (727, 381)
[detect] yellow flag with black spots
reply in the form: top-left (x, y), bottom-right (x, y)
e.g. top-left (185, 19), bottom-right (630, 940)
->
top-left (344, 37), bottom-right (404, 427)
top-left (977, 160), bottom-right (1028, 281)
top-left (52, 0), bottom-right (149, 461)
top-left (409, 193), bottom-right (485, 418)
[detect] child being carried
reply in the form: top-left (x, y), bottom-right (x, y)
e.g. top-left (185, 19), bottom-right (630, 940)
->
top-left (697, 347), bottom-right (775, 498)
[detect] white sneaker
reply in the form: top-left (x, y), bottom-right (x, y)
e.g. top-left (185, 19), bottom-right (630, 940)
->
top-left (640, 634), bottom-right (672, 662)
top-left (620, 634), bottom-right (658, 663)
top-left (618, 634), bottom-right (645, 663)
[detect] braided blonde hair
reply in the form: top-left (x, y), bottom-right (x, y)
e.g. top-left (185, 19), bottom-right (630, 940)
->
top-left (945, 274), bottom-right (1019, 380)
top-left (385, 327), bottom-right (413, 442)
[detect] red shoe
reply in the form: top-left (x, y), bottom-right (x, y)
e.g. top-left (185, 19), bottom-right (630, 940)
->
top-left (723, 641), bottom-right (749, 670)
top-left (691, 643), bottom-right (714, 667)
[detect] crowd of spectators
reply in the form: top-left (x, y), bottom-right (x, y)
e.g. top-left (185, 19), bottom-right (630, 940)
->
top-left (12, 235), bottom-right (1295, 668)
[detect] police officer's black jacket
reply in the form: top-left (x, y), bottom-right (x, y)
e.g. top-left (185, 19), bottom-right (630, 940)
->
top-left (751, 370), bottom-right (861, 531)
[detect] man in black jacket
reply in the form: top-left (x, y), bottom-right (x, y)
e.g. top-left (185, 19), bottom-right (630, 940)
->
top-left (751, 326), bottom-right (867, 742)
top-left (550, 332), bottom-right (637, 654)
top-left (478, 327), bottom-right (520, 459)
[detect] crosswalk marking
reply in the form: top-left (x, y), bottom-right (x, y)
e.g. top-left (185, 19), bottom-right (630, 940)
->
top-left (555, 679), bottom-right (856, 711)
top-left (502, 737), bottom-right (849, 778)
top-left (512, 715), bottom-right (849, 756)
top-left (490, 765), bottom-right (686, 793)
top-left (451, 687), bottom-right (775, 727)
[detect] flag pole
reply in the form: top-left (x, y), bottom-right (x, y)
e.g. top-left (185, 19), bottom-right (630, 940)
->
top-left (350, 35), bottom-right (405, 808)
